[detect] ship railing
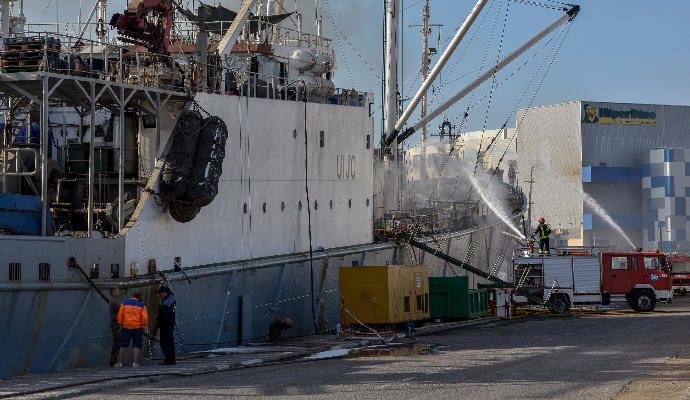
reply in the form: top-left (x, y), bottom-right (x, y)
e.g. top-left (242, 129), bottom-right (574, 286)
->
top-left (23, 22), bottom-right (102, 37)
top-left (201, 67), bottom-right (370, 107)
top-left (7, 31), bottom-right (189, 94)
top-left (3, 31), bottom-right (367, 106)
top-left (174, 19), bottom-right (332, 50)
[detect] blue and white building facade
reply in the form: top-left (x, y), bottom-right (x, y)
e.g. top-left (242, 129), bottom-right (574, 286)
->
top-left (515, 101), bottom-right (690, 251)
top-left (642, 148), bottom-right (690, 252)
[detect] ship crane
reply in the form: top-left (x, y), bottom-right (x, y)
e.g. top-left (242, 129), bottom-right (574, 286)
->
top-left (110, 0), bottom-right (174, 55)
top-left (383, 2), bottom-right (580, 148)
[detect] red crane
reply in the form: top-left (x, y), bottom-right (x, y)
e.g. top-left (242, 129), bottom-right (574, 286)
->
top-left (110, 0), bottom-right (174, 55)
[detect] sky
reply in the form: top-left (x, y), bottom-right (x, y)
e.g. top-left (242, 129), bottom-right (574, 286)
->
top-left (23, 0), bottom-right (690, 144)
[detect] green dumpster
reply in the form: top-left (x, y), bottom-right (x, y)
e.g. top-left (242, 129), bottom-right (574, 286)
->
top-left (429, 276), bottom-right (489, 319)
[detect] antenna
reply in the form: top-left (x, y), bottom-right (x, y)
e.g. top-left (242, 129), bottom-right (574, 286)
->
top-left (408, 0), bottom-right (443, 145)
top-left (525, 166), bottom-right (536, 231)
top-left (408, 0), bottom-right (443, 181)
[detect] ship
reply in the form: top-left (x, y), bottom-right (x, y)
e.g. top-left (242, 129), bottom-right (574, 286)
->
top-left (0, 0), bottom-right (579, 378)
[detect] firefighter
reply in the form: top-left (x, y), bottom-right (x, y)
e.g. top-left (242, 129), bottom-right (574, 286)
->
top-left (531, 217), bottom-right (552, 256)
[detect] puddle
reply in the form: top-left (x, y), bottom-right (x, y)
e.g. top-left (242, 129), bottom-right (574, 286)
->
top-left (302, 344), bottom-right (445, 361)
top-left (346, 344), bottom-right (444, 358)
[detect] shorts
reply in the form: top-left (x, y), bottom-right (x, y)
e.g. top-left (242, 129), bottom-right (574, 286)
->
top-left (120, 328), bottom-right (144, 348)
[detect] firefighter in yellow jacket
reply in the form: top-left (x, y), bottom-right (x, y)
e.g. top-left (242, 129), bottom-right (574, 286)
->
top-left (531, 217), bottom-right (552, 256)
top-left (115, 292), bottom-right (148, 367)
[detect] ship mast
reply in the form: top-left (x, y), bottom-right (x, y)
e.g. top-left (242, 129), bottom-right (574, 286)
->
top-left (409, 0), bottom-right (442, 180)
top-left (383, 0), bottom-right (402, 210)
top-left (384, 0), bottom-right (399, 140)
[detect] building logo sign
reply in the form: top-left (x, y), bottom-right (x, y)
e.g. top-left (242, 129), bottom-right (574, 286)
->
top-left (582, 104), bottom-right (656, 125)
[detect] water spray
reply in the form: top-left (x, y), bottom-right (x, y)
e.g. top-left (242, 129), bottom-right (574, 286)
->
top-left (463, 165), bottom-right (526, 241)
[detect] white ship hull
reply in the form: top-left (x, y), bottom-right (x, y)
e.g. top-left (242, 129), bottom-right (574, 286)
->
top-left (124, 93), bottom-right (374, 269)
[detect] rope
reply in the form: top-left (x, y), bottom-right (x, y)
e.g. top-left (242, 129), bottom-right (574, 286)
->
top-left (322, 0), bottom-right (355, 87)
top-left (340, 305), bottom-right (389, 343)
top-left (303, 97), bottom-right (317, 334)
top-left (473, 0), bottom-right (510, 176)
top-left (490, 20), bottom-right (573, 180)
top-left (322, 0), bottom-right (382, 80)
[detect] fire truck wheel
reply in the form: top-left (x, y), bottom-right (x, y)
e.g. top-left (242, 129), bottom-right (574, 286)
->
top-left (630, 290), bottom-right (656, 312)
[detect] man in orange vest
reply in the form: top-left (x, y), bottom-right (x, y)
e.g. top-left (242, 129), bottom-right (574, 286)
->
top-left (115, 292), bottom-right (148, 367)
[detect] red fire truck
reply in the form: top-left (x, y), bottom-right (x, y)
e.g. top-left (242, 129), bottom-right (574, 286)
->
top-left (513, 250), bottom-right (672, 312)
top-left (671, 274), bottom-right (690, 296)
top-left (667, 256), bottom-right (690, 296)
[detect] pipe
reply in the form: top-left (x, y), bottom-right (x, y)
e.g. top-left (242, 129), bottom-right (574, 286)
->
top-left (74, 0), bottom-right (99, 46)
top-left (383, 0), bottom-right (400, 138)
top-left (389, 5), bottom-right (579, 146)
top-left (87, 82), bottom-right (95, 236)
top-left (0, 0), bottom-right (11, 38)
top-left (394, 0), bottom-right (488, 134)
top-left (96, 0), bottom-right (107, 41)
top-left (118, 87), bottom-right (125, 232)
top-left (40, 75), bottom-right (48, 235)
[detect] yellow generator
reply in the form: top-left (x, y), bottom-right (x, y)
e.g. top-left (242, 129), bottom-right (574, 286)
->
top-left (339, 265), bottom-right (430, 325)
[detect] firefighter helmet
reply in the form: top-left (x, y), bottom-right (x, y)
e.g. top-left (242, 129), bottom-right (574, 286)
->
top-left (538, 217), bottom-right (545, 224)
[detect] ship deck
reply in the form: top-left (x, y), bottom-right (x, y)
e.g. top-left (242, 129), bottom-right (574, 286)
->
top-left (0, 71), bottom-right (188, 111)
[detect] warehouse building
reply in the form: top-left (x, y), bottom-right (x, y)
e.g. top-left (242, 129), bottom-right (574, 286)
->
top-left (515, 100), bottom-right (690, 251)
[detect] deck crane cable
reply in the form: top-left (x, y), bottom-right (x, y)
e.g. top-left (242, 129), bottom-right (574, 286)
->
top-left (490, 19), bottom-right (573, 182)
top-left (413, 1), bottom-right (501, 204)
top-left (407, 23), bottom-right (561, 215)
top-left (473, 0), bottom-right (510, 176)
top-left (483, 24), bottom-right (567, 163)
top-left (403, 24), bottom-right (575, 295)
top-left (403, 0), bottom-right (424, 12)
top-left (322, 0), bottom-right (382, 80)
top-left (422, 1), bottom-right (505, 207)
top-left (509, 0), bottom-right (571, 11)
top-left (322, 0), bottom-right (355, 87)
top-left (432, 0), bottom-right (565, 111)
top-left (420, 22), bottom-right (564, 202)
top-left (467, 25), bottom-right (562, 214)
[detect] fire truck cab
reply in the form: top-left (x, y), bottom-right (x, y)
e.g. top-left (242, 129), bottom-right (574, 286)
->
top-left (513, 250), bottom-right (672, 312)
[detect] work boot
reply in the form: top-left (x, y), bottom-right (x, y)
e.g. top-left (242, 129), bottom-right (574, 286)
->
top-left (113, 362), bottom-right (122, 368)
top-left (132, 362), bottom-right (140, 368)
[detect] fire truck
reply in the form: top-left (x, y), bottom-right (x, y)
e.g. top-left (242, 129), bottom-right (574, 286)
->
top-left (667, 256), bottom-right (690, 296)
top-left (513, 250), bottom-right (672, 312)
